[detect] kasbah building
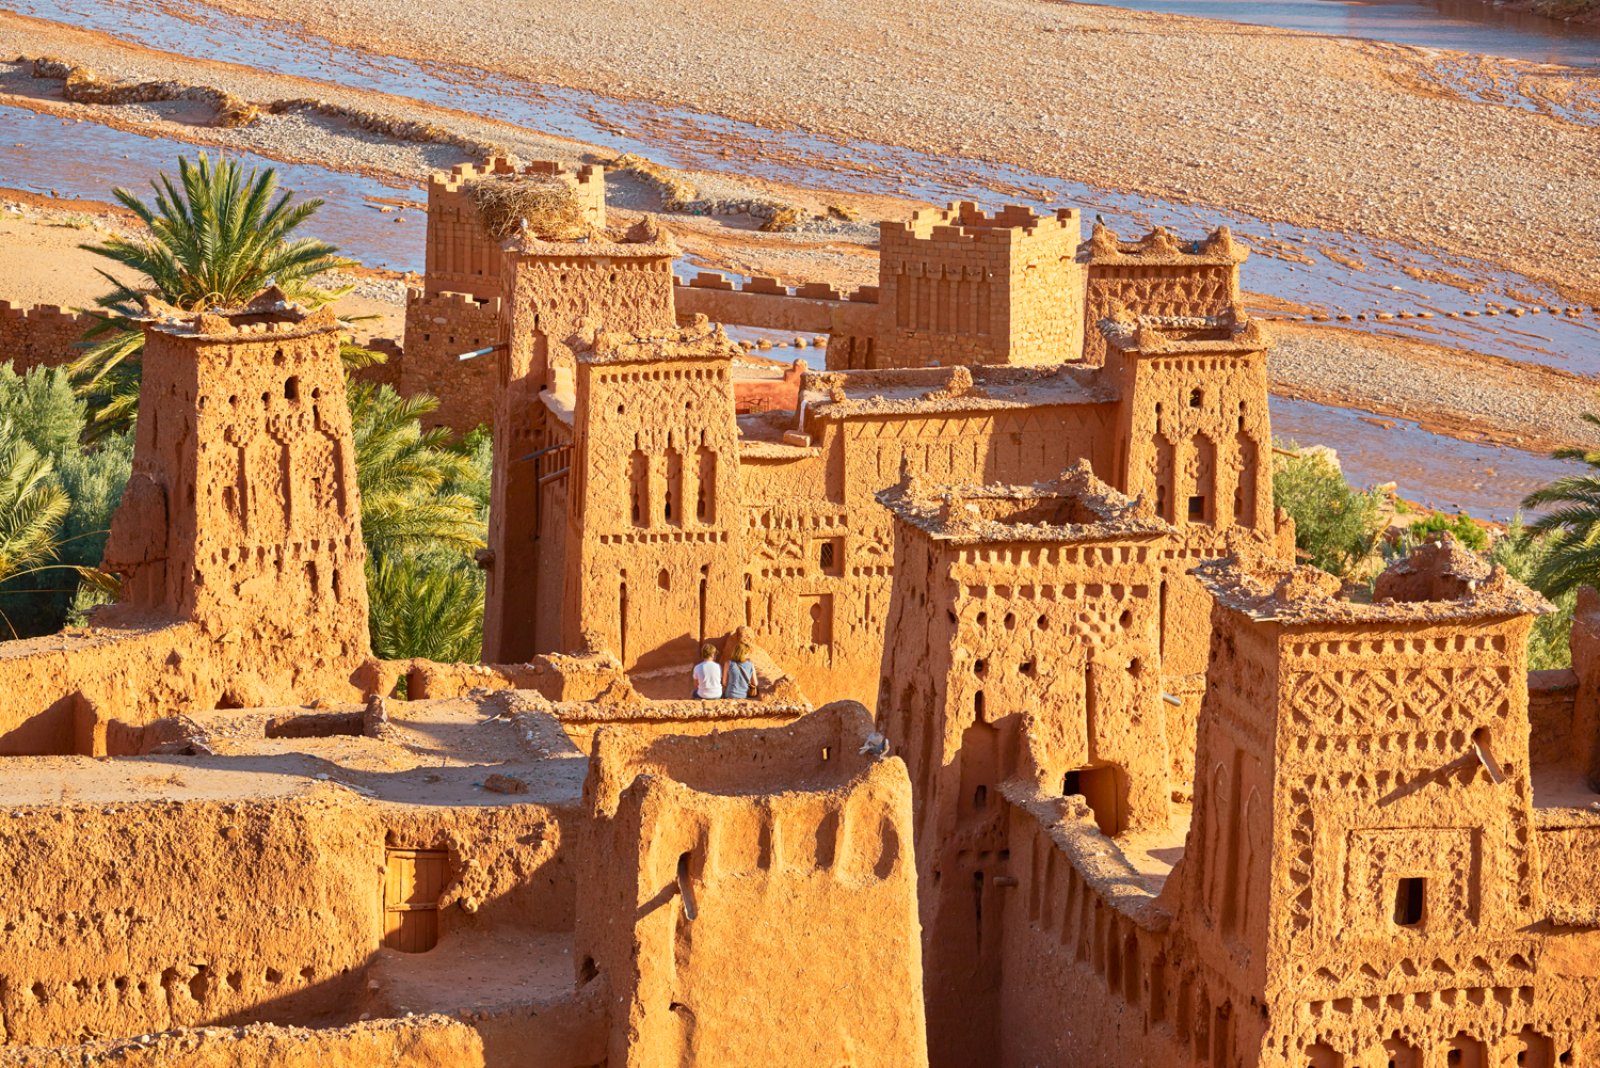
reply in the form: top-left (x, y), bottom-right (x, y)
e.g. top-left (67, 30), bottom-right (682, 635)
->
top-left (0, 157), bottom-right (1598, 1068)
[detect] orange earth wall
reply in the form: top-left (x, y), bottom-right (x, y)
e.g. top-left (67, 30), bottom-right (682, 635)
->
top-left (0, 302), bottom-right (92, 373)
top-left (577, 703), bottom-right (927, 1068)
top-left (0, 1009), bottom-right (604, 1068)
top-left (0, 792), bottom-right (578, 1047)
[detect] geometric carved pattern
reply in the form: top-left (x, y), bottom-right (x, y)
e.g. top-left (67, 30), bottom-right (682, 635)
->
top-left (1285, 666), bottom-right (1511, 731)
top-left (1344, 827), bottom-right (1478, 934)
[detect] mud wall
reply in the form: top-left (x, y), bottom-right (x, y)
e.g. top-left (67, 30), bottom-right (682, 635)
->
top-left (484, 242), bottom-right (676, 664)
top-left (0, 303), bottom-right (92, 373)
top-left (996, 800), bottom-right (1202, 1068)
top-left (0, 791), bottom-right (576, 1047)
top-left (875, 205), bottom-right (1084, 369)
top-left (1528, 668), bottom-right (1579, 767)
top-left (393, 290), bottom-right (500, 431)
top-left (672, 274), bottom-right (878, 336)
top-left (0, 998), bottom-right (606, 1068)
top-left (579, 705), bottom-right (927, 1068)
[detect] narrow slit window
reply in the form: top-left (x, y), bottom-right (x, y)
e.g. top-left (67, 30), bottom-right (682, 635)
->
top-left (1394, 877), bottom-right (1425, 928)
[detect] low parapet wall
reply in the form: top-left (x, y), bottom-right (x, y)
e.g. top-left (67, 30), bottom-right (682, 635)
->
top-left (0, 1006), bottom-right (604, 1068)
top-left (0, 791), bottom-right (577, 1048)
top-left (673, 273), bottom-right (878, 337)
top-left (0, 611), bottom-right (377, 757)
top-left (0, 302), bottom-right (92, 372)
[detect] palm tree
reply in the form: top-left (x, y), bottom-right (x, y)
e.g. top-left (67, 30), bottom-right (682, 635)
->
top-left (367, 553), bottom-right (485, 663)
top-left (1521, 411), bottom-right (1600, 597)
top-left (349, 383), bottom-right (484, 560)
top-left (75, 153), bottom-right (351, 429)
top-left (348, 383), bottom-right (488, 660)
top-left (0, 423), bottom-right (69, 590)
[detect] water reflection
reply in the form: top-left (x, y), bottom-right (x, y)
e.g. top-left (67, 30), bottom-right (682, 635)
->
top-left (0, 107), bottom-right (425, 271)
top-left (1073, 0), bottom-right (1600, 67)
top-left (1271, 397), bottom-right (1575, 519)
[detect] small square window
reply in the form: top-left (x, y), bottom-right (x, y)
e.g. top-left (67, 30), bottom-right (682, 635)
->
top-left (1188, 495), bottom-right (1207, 522)
top-left (814, 537), bottom-right (844, 577)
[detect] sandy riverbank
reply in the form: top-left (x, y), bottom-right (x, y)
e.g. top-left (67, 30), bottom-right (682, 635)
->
top-left (177, 0), bottom-right (1600, 300)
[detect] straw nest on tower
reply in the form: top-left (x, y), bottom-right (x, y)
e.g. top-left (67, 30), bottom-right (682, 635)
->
top-left (468, 173), bottom-right (594, 241)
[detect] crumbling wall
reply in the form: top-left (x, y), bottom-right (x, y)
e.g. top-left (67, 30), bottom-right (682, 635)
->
top-left (0, 621), bottom-right (204, 755)
top-left (0, 791), bottom-right (574, 1047)
top-left (578, 703), bottom-right (927, 1068)
top-left (0, 303), bottom-right (92, 372)
top-left (1080, 224), bottom-right (1246, 367)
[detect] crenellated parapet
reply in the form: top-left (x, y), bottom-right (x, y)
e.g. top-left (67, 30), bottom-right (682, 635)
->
top-left (1081, 222), bottom-right (1248, 366)
top-left (875, 202), bottom-right (1085, 370)
top-left (0, 299), bottom-right (94, 373)
top-left (423, 156), bottom-right (607, 301)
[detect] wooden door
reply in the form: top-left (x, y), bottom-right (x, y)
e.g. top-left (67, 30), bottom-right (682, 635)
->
top-left (383, 849), bottom-right (446, 953)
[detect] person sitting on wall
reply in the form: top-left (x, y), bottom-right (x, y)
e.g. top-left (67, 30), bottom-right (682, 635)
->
top-left (723, 637), bottom-right (758, 701)
top-left (693, 643), bottom-right (724, 700)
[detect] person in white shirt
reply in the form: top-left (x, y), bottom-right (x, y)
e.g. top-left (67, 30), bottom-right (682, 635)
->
top-left (692, 643), bottom-right (723, 700)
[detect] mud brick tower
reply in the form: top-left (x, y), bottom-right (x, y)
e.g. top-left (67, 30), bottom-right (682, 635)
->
top-left (840, 203), bottom-right (1084, 371)
top-left (402, 160), bottom-right (607, 430)
top-left (1181, 542), bottom-right (1562, 1067)
top-left (1082, 222), bottom-right (1247, 367)
top-left (562, 320), bottom-right (744, 671)
top-left (878, 461), bottom-right (1174, 1065)
top-left (102, 291), bottom-right (370, 704)
top-left (484, 223), bottom-right (677, 662)
top-left (422, 158), bottom-right (606, 301)
top-left (1099, 311), bottom-right (1278, 767)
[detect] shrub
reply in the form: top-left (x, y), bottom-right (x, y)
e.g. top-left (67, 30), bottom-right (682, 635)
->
top-left (1406, 511), bottom-right (1487, 551)
top-left (1490, 517), bottom-right (1574, 670)
top-left (1272, 446), bottom-right (1384, 576)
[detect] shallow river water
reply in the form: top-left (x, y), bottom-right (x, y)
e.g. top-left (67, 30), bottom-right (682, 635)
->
top-left (1072, 0), bottom-right (1600, 66)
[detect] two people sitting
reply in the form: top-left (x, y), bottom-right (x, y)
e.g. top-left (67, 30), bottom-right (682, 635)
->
top-left (693, 638), bottom-right (758, 700)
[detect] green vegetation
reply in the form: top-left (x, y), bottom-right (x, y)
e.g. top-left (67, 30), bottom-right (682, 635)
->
top-left (0, 155), bottom-right (491, 662)
top-left (1406, 511), bottom-right (1487, 552)
top-left (350, 384), bottom-right (489, 662)
top-left (1271, 444), bottom-right (1385, 576)
top-left (75, 153), bottom-right (350, 434)
top-left (1519, 415), bottom-right (1600, 599)
top-left (1490, 517), bottom-right (1573, 671)
top-left (0, 366), bottom-right (129, 636)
